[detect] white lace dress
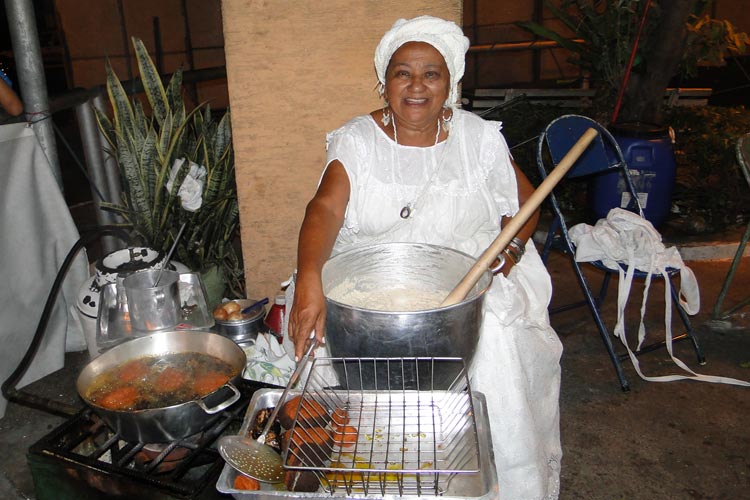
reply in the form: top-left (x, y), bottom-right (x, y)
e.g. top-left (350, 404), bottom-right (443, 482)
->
top-left (324, 109), bottom-right (563, 499)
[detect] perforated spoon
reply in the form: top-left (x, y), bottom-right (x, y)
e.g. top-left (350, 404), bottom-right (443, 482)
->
top-left (218, 333), bottom-right (318, 483)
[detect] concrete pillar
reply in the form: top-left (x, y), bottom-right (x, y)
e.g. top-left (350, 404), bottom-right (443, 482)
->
top-left (222, 0), bottom-right (462, 298)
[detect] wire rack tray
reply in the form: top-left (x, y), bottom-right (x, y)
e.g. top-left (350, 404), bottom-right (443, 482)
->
top-left (285, 357), bottom-right (481, 496)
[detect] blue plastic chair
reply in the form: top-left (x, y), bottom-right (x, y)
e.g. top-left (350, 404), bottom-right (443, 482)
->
top-left (536, 114), bottom-right (705, 391)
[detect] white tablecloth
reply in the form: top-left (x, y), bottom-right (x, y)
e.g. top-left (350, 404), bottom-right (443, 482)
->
top-left (0, 123), bottom-right (89, 418)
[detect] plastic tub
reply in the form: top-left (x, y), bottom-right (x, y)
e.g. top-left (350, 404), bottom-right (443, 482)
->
top-left (588, 122), bottom-right (676, 228)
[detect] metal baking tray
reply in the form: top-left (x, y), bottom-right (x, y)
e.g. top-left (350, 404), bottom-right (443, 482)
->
top-left (96, 271), bottom-right (214, 351)
top-left (216, 361), bottom-right (498, 499)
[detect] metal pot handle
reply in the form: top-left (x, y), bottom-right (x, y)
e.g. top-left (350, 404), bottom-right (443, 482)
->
top-left (195, 382), bottom-right (241, 414)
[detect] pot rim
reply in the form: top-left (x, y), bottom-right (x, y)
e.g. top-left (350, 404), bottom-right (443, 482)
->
top-left (77, 330), bottom-right (246, 413)
top-left (322, 242), bottom-right (493, 313)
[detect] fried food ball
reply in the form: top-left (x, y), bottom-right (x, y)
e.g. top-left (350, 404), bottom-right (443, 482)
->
top-left (331, 407), bottom-right (349, 431)
top-left (278, 395), bottom-right (329, 429)
top-left (118, 359), bottom-right (150, 383)
top-left (193, 371), bottom-right (230, 396)
top-left (284, 454), bottom-right (320, 492)
top-left (333, 425), bottom-right (359, 448)
top-left (213, 306), bottom-right (228, 321)
top-left (227, 311), bottom-right (244, 321)
top-left (286, 427), bottom-right (332, 467)
top-left (154, 367), bottom-right (187, 393)
top-left (222, 301), bottom-right (241, 314)
top-left (98, 386), bottom-right (139, 410)
top-left (233, 474), bottom-right (260, 490)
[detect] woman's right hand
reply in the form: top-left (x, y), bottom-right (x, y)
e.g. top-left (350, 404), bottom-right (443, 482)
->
top-left (289, 272), bottom-right (327, 361)
top-left (290, 160), bottom-right (350, 361)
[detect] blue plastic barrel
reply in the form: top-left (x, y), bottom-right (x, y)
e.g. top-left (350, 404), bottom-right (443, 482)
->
top-left (588, 123), bottom-right (676, 228)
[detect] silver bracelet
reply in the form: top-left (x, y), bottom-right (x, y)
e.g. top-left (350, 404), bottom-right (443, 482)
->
top-left (508, 238), bottom-right (526, 261)
top-left (505, 237), bottom-right (526, 263)
top-left (490, 253), bottom-right (506, 274)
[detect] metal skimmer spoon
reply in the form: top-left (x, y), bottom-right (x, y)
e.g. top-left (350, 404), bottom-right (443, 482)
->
top-left (218, 334), bottom-right (319, 483)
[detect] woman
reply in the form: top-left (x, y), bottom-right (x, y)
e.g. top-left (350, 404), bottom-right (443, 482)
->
top-left (289, 16), bottom-right (562, 500)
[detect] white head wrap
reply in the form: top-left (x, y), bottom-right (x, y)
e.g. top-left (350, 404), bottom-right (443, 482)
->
top-left (374, 16), bottom-right (470, 107)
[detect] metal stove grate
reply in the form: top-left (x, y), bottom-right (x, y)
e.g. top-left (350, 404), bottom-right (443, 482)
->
top-left (286, 357), bottom-right (481, 496)
top-left (27, 379), bottom-right (274, 500)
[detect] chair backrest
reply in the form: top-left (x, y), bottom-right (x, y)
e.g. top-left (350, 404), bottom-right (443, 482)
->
top-left (540, 114), bottom-right (625, 178)
top-left (537, 114), bottom-right (643, 217)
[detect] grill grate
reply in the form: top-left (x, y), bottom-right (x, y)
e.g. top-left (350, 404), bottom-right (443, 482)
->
top-left (286, 357), bottom-right (481, 496)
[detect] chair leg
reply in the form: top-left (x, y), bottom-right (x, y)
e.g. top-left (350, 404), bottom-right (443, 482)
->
top-left (570, 260), bottom-right (630, 391)
top-left (711, 221), bottom-right (750, 319)
top-left (669, 279), bottom-right (706, 365)
top-left (595, 272), bottom-right (611, 308)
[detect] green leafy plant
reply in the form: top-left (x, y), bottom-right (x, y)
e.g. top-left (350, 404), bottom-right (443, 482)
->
top-left (96, 37), bottom-right (242, 295)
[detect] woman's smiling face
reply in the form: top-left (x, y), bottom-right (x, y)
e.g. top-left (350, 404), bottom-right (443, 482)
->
top-left (384, 41), bottom-right (450, 131)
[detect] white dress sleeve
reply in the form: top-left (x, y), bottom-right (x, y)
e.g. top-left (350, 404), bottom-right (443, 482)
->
top-left (459, 113), bottom-right (519, 219)
top-left (324, 117), bottom-right (371, 236)
top-left (483, 120), bottom-right (520, 218)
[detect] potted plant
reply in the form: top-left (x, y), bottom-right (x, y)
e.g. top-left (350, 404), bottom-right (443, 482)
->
top-left (95, 37), bottom-right (242, 306)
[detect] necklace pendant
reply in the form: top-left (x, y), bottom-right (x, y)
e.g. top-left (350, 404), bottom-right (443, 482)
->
top-left (400, 205), bottom-right (411, 219)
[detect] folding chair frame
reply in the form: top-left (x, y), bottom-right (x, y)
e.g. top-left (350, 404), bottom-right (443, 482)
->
top-left (711, 133), bottom-right (750, 320)
top-left (537, 115), bottom-right (705, 391)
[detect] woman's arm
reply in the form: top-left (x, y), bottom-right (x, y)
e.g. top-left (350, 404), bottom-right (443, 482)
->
top-left (289, 160), bottom-right (350, 359)
top-left (498, 161), bottom-right (539, 275)
top-left (0, 78), bottom-right (23, 117)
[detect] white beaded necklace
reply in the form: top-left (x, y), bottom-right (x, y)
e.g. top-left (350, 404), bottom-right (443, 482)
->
top-left (392, 117), bottom-right (444, 219)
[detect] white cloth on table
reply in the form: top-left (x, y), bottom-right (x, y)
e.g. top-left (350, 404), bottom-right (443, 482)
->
top-left (0, 123), bottom-right (89, 419)
top-left (241, 332), bottom-right (295, 386)
top-left (320, 109), bottom-right (563, 500)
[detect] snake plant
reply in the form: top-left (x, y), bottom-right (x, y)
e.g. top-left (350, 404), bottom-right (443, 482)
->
top-left (96, 37), bottom-right (241, 291)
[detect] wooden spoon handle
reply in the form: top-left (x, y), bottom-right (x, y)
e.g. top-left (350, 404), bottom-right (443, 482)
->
top-left (440, 127), bottom-right (599, 307)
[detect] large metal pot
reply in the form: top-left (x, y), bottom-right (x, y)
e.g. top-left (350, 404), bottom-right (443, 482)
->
top-left (322, 243), bottom-right (492, 389)
top-left (76, 330), bottom-right (246, 442)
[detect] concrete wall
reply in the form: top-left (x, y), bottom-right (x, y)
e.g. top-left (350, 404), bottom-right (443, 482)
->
top-left (222, 0), bottom-right (462, 299)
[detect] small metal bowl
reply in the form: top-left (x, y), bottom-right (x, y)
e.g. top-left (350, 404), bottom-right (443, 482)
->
top-left (213, 299), bottom-right (266, 344)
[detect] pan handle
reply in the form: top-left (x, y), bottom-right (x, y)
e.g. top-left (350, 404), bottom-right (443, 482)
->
top-left (195, 382), bottom-right (241, 414)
